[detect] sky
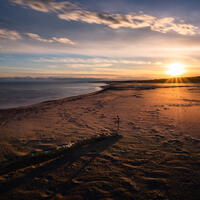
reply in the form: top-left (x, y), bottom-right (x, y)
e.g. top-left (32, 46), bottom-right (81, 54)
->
top-left (0, 0), bottom-right (200, 79)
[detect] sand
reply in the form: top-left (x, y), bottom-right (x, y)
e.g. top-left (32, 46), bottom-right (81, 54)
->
top-left (0, 82), bottom-right (200, 199)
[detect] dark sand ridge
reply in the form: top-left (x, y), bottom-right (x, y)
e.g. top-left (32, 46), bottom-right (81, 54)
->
top-left (0, 83), bottom-right (200, 199)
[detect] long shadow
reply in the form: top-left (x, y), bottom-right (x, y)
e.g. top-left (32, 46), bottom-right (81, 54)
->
top-left (0, 135), bottom-right (121, 195)
top-left (56, 136), bottom-right (121, 194)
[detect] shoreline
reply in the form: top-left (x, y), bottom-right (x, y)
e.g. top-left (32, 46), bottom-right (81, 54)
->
top-left (1, 82), bottom-right (200, 112)
top-left (0, 82), bottom-right (107, 111)
top-left (0, 81), bottom-right (200, 199)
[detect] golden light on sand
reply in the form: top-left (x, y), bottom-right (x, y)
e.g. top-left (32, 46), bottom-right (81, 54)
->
top-left (166, 62), bottom-right (186, 76)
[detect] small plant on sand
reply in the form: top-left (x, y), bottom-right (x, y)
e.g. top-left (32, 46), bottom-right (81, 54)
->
top-left (115, 115), bottom-right (120, 135)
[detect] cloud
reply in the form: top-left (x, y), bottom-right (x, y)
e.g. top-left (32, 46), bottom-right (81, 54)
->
top-left (26, 33), bottom-right (75, 44)
top-left (0, 29), bottom-right (75, 45)
top-left (36, 57), bottom-right (154, 65)
top-left (26, 33), bottom-right (53, 42)
top-left (11, 0), bottom-right (52, 12)
top-left (52, 37), bottom-right (75, 45)
top-left (44, 62), bottom-right (163, 79)
top-left (0, 28), bottom-right (22, 40)
top-left (48, 63), bottom-right (113, 70)
top-left (12, 0), bottom-right (199, 35)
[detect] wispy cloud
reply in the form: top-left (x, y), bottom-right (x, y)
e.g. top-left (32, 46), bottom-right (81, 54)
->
top-left (52, 37), bottom-right (75, 45)
top-left (39, 57), bottom-right (163, 74)
top-left (43, 64), bottom-right (163, 79)
top-left (36, 57), bottom-right (155, 65)
top-left (25, 33), bottom-right (53, 43)
top-left (0, 28), bottom-right (22, 40)
top-left (48, 63), bottom-right (113, 70)
top-left (12, 0), bottom-right (199, 35)
top-left (25, 33), bottom-right (75, 44)
top-left (0, 28), bottom-right (75, 45)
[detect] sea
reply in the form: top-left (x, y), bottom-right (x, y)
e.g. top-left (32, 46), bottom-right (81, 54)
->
top-left (0, 78), bottom-right (105, 109)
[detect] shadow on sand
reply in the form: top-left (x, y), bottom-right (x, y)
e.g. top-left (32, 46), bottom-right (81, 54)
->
top-left (0, 135), bottom-right (122, 195)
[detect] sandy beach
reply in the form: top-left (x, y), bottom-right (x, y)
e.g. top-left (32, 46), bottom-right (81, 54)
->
top-left (0, 82), bottom-right (200, 199)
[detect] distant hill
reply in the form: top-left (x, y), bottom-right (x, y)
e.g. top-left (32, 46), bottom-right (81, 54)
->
top-left (106, 76), bottom-right (200, 84)
top-left (138, 76), bottom-right (200, 83)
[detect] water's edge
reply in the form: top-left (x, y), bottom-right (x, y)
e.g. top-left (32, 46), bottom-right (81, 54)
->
top-left (0, 82), bottom-right (106, 110)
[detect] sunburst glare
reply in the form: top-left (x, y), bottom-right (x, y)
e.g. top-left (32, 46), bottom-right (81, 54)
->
top-left (166, 62), bottom-right (186, 76)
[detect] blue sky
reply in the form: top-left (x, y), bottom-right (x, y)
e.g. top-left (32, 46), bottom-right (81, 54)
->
top-left (0, 0), bottom-right (200, 79)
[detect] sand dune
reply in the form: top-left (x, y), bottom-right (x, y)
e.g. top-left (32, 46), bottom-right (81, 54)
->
top-left (0, 83), bottom-right (200, 199)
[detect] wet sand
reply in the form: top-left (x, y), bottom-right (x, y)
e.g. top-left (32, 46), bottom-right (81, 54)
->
top-left (0, 83), bottom-right (200, 199)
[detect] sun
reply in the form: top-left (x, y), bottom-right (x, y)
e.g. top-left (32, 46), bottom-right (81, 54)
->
top-left (166, 62), bottom-right (186, 76)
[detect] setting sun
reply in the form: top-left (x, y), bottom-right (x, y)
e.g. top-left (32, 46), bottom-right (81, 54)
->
top-left (166, 62), bottom-right (186, 76)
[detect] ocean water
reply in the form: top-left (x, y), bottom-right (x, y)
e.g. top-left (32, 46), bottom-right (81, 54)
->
top-left (0, 80), bottom-right (105, 109)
